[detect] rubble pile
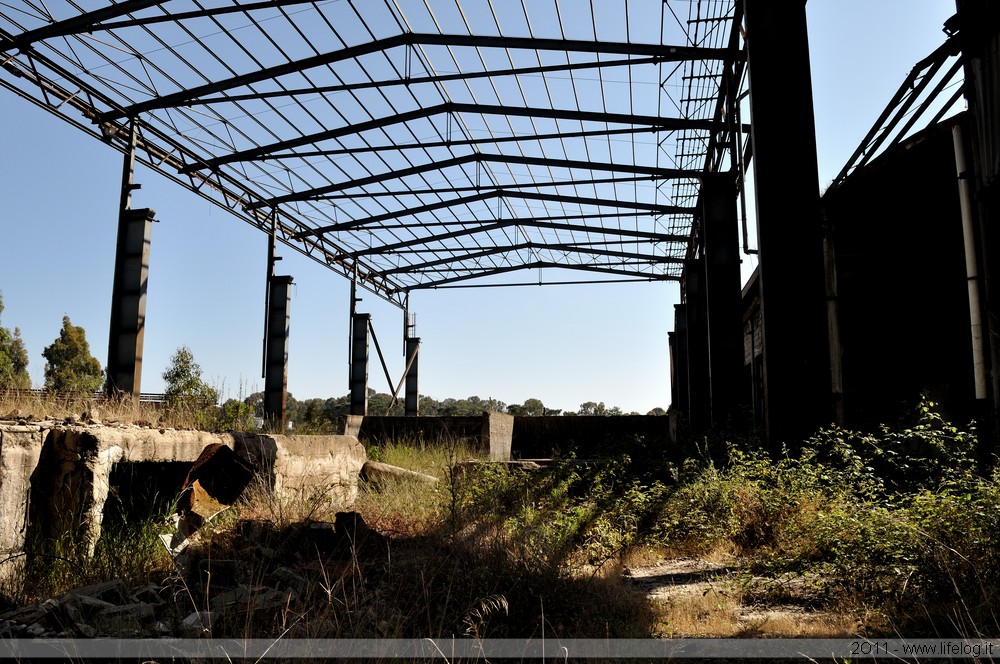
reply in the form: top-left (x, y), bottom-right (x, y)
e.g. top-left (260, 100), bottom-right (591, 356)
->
top-left (0, 512), bottom-right (389, 639)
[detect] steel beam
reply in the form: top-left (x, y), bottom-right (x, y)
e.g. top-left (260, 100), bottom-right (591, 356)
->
top-left (195, 103), bottom-right (715, 175)
top-left (299, 188), bottom-right (691, 237)
top-left (346, 219), bottom-right (687, 259)
top-left (670, 304), bottom-right (690, 427)
top-left (350, 313), bottom-right (371, 416)
top-left (377, 242), bottom-right (680, 276)
top-left (700, 172), bottom-right (744, 425)
top-left (106, 120), bottom-right (153, 399)
top-left (745, 0), bottom-right (830, 445)
top-left (259, 153), bottom-right (699, 210)
top-left (683, 259), bottom-right (711, 432)
top-left (264, 275), bottom-right (293, 428)
top-left (402, 260), bottom-right (670, 290)
top-left (3, 0), bottom-right (166, 51)
top-left (404, 337), bottom-right (420, 417)
top-left (313, 174), bottom-right (661, 199)
top-left (188, 57), bottom-right (667, 107)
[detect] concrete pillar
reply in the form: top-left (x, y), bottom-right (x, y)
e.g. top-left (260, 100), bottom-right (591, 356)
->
top-left (745, 0), bottom-right (831, 445)
top-left (481, 411), bottom-right (514, 461)
top-left (264, 275), bottom-right (293, 427)
top-left (106, 207), bottom-right (154, 397)
top-left (350, 313), bottom-right (370, 416)
top-left (701, 172), bottom-right (744, 425)
top-left (684, 258), bottom-right (711, 432)
top-left (404, 337), bottom-right (420, 417)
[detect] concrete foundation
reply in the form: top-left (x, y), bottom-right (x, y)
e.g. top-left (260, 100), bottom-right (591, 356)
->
top-left (0, 422), bottom-right (367, 579)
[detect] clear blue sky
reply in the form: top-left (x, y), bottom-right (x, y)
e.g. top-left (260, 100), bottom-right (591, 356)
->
top-left (0, 0), bottom-right (956, 414)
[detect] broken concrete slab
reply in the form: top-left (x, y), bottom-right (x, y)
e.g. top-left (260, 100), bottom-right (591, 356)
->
top-left (361, 460), bottom-right (438, 489)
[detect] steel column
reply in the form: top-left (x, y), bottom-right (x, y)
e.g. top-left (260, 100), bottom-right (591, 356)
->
top-left (350, 313), bottom-right (371, 416)
top-left (745, 0), bottom-right (831, 444)
top-left (683, 259), bottom-right (711, 432)
top-left (264, 275), bottom-right (293, 428)
top-left (700, 172), bottom-right (744, 426)
top-left (106, 120), bottom-right (154, 398)
top-left (669, 304), bottom-right (690, 432)
top-left (404, 337), bottom-right (420, 417)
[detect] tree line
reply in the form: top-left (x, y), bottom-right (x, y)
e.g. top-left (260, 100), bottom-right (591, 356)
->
top-left (0, 293), bottom-right (667, 424)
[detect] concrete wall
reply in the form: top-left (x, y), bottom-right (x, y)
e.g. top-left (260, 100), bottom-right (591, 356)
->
top-left (357, 413), bottom-right (669, 461)
top-left (512, 415), bottom-right (671, 460)
top-left (357, 412), bottom-right (514, 461)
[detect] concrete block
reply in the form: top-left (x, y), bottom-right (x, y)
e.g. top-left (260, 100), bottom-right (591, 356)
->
top-left (481, 411), bottom-right (514, 461)
top-left (234, 434), bottom-right (366, 508)
top-left (343, 415), bottom-right (364, 438)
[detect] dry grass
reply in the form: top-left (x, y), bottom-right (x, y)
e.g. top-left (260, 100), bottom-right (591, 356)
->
top-left (0, 388), bottom-right (218, 430)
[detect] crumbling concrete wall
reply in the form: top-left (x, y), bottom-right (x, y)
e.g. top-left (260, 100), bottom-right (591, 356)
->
top-left (0, 425), bottom-right (46, 580)
top-left (0, 423), bottom-right (368, 570)
top-left (234, 434), bottom-right (366, 507)
top-left (28, 427), bottom-right (235, 558)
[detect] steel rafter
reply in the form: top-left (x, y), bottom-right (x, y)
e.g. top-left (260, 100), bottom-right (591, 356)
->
top-left (185, 102), bottom-right (718, 174)
top-left (298, 190), bottom-right (693, 238)
top-left (253, 153), bottom-right (701, 209)
top-left (403, 261), bottom-right (676, 292)
top-left (343, 219), bottom-right (687, 260)
top-left (377, 242), bottom-right (682, 277)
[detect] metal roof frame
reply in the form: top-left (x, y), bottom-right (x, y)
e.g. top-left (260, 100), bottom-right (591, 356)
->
top-left (1, 0), bottom-right (749, 307)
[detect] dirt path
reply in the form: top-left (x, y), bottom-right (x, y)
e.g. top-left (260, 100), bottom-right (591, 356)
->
top-left (622, 557), bottom-right (858, 637)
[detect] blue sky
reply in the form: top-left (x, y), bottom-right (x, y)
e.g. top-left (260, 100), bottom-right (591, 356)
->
top-left (0, 0), bottom-right (956, 414)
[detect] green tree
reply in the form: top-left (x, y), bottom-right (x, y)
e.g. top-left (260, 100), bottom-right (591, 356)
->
top-left (42, 316), bottom-right (103, 393)
top-left (508, 397), bottom-right (546, 416)
top-left (162, 346), bottom-right (219, 405)
top-left (0, 293), bottom-right (30, 389)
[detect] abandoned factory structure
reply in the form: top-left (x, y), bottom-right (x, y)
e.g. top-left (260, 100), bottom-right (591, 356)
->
top-left (2, 1), bottom-right (999, 446)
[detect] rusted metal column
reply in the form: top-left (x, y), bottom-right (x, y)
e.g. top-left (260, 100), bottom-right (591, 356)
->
top-left (263, 275), bottom-right (293, 428)
top-left (106, 120), bottom-right (154, 398)
top-left (745, 0), bottom-right (831, 445)
top-left (404, 336), bottom-right (420, 417)
top-left (700, 171), bottom-right (743, 425)
top-left (350, 313), bottom-right (370, 416)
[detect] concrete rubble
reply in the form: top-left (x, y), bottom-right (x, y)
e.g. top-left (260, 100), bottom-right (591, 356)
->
top-left (0, 511), bottom-right (387, 639)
